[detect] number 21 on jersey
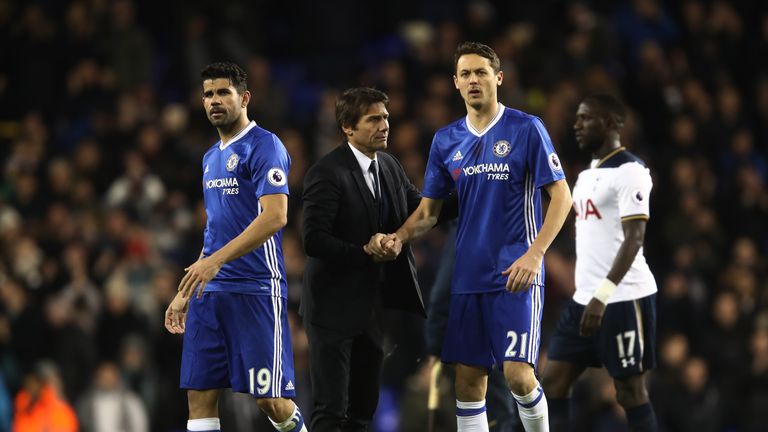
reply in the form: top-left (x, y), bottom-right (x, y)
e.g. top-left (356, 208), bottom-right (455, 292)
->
top-left (505, 330), bottom-right (529, 359)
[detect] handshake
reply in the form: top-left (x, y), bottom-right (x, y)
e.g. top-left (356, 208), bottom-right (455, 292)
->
top-left (363, 233), bottom-right (403, 262)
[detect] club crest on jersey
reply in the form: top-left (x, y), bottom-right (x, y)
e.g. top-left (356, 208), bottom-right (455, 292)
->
top-left (492, 140), bottom-right (511, 157)
top-left (632, 189), bottom-right (644, 204)
top-left (267, 168), bottom-right (287, 186)
top-left (548, 153), bottom-right (563, 172)
top-left (226, 154), bottom-right (239, 172)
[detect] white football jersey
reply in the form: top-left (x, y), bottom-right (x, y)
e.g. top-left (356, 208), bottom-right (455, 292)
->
top-left (572, 148), bottom-right (657, 305)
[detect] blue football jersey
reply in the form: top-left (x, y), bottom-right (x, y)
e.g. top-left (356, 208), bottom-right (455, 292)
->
top-left (422, 104), bottom-right (565, 294)
top-left (201, 121), bottom-right (290, 297)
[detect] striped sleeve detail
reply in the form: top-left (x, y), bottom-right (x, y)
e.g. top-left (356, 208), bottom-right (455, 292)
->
top-left (621, 214), bottom-right (649, 221)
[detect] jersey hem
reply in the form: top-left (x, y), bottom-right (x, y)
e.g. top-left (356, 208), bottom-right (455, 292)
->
top-left (620, 214), bottom-right (649, 221)
top-left (452, 284), bottom-right (544, 295)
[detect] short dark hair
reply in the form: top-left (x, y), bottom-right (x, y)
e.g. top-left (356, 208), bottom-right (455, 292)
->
top-left (582, 93), bottom-right (627, 126)
top-left (201, 62), bottom-right (248, 94)
top-left (454, 41), bottom-right (501, 73)
top-left (335, 87), bottom-right (389, 133)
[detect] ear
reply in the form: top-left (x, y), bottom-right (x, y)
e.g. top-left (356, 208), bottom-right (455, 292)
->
top-left (240, 90), bottom-right (251, 107)
top-left (453, 75), bottom-right (459, 90)
top-left (342, 125), bottom-right (354, 136)
top-left (496, 70), bottom-right (504, 86)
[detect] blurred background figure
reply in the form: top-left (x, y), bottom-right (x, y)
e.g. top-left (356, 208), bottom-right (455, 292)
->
top-left (76, 361), bottom-right (149, 432)
top-left (11, 361), bottom-right (78, 432)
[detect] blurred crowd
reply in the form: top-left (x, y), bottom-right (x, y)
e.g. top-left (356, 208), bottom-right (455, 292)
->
top-left (0, 0), bottom-right (767, 431)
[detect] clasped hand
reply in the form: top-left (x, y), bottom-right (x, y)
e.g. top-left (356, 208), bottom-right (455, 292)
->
top-left (363, 233), bottom-right (402, 262)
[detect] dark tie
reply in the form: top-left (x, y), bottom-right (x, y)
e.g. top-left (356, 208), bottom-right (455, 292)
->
top-left (369, 160), bottom-right (386, 228)
top-left (369, 160), bottom-right (380, 202)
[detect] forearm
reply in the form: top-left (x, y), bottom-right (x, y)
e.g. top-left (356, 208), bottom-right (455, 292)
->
top-left (304, 231), bottom-right (369, 264)
top-left (207, 211), bottom-right (286, 266)
top-left (395, 198), bottom-right (443, 243)
top-left (528, 180), bottom-right (572, 258)
top-left (396, 215), bottom-right (438, 244)
top-left (605, 220), bottom-right (646, 285)
top-left (605, 241), bottom-right (642, 285)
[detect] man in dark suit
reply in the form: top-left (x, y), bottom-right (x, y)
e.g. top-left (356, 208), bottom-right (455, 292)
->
top-left (301, 87), bottom-right (426, 431)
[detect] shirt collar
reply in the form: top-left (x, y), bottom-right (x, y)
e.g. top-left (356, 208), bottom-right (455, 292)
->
top-left (465, 103), bottom-right (505, 137)
top-left (219, 120), bottom-right (257, 150)
top-left (347, 142), bottom-right (377, 174)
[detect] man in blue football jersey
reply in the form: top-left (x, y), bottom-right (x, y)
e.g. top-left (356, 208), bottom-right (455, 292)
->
top-left (164, 62), bottom-right (306, 432)
top-left (374, 42), bottom-right (572, 431)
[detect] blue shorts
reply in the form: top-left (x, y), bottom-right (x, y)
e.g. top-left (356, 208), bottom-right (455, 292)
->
top-left (441, 287), bottom-right (544, 371)
top-left (547, 294), bottom-right (657, 378)
top-left (180, 292), bottom-right (296, 398)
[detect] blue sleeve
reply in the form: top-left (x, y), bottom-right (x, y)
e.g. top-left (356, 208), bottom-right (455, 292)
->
top-left (527, 117), bottom-right (565, 188)
top-left (421, 133), bottom-right (453, 199)
top-left (248, 134), bottom-right (291, 197)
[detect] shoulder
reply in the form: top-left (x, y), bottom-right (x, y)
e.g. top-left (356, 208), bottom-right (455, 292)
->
top-left (306, 146), bottom-right (347, 179)
top-left (378, 151), bottom-right (407, 174)
top-left (433, 117), bottom-right (467, 141)
top-left (500, 108), bottom-right (550, 140)
top-left (245, 126), bottom-right (286, 151)
top-left (600, 149), bottom-right (647, 169)
top-left (501, 107), bottom-right (542, 127)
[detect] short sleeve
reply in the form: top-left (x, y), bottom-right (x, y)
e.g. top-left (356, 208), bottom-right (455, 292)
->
top-left (526, 117), bottom-right (566, 188)
top-left (421, 133), bottom-right (453, 199)
top-left (248, 134), bottom-right (291, 198)
top-left (616, 162), bottom-right (652, 220)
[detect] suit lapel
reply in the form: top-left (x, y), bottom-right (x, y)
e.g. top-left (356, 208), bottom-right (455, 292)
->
top-left (377, 155), bottom-right (402, 221)
top-left (342, 145), bottom-right (378, 231)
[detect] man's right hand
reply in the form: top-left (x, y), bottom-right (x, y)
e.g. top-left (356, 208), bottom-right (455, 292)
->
top-left (363, 233), bottom-right (401, 261)
top-left (165, 292), bottom-right (190, 334)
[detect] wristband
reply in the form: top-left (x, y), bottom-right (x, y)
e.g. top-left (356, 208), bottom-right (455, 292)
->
top-left (593, 278), bottom-right (617, 304)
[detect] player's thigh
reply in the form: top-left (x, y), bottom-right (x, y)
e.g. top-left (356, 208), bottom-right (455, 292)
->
top-left (485, 287), bottom-right (544, 369)
top-left (598, 295), bottom-right (657, 378)
top-left (544, 299), bottom-right (601, 372)
top-left (217, 293), bottom-right (297, 398)
top-left (442, 294), bottom-right (495, 368)
top-left (180, 294), bottom-right (229, 390)
top-left (541, 360), bottom-right (586, 398)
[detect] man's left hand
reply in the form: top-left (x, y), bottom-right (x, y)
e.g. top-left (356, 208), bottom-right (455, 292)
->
top-left (579, 298), bottom-right (606, 336)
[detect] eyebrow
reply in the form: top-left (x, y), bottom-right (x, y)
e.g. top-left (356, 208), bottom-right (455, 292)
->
top-left (203, 88), bottom-right (232, 95)
top-left (458, 67), bottom-right (489, 73)
top-left (365, 113), bottom-right (389, 120)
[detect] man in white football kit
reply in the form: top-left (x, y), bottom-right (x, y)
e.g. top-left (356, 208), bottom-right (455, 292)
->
top-left (542, 94), bottom-right (658, 432)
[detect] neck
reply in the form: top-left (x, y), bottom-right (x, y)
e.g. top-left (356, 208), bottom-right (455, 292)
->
top-left (466, 101), bottom-right (499, 132)
top-left (592, 140), bottom-right (623, 160)
top-left (218, 116), bottom-right (250, 144)
top-left (350, 142), bottom-right (375, 160)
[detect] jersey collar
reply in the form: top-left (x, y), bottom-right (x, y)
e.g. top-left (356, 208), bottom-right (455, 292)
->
top-left (592, 146), bottom-right (626, 168)
top-left (219, 120), bottom-right (257, 150)
top-left (465, 103), bottom-right (504, 137)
